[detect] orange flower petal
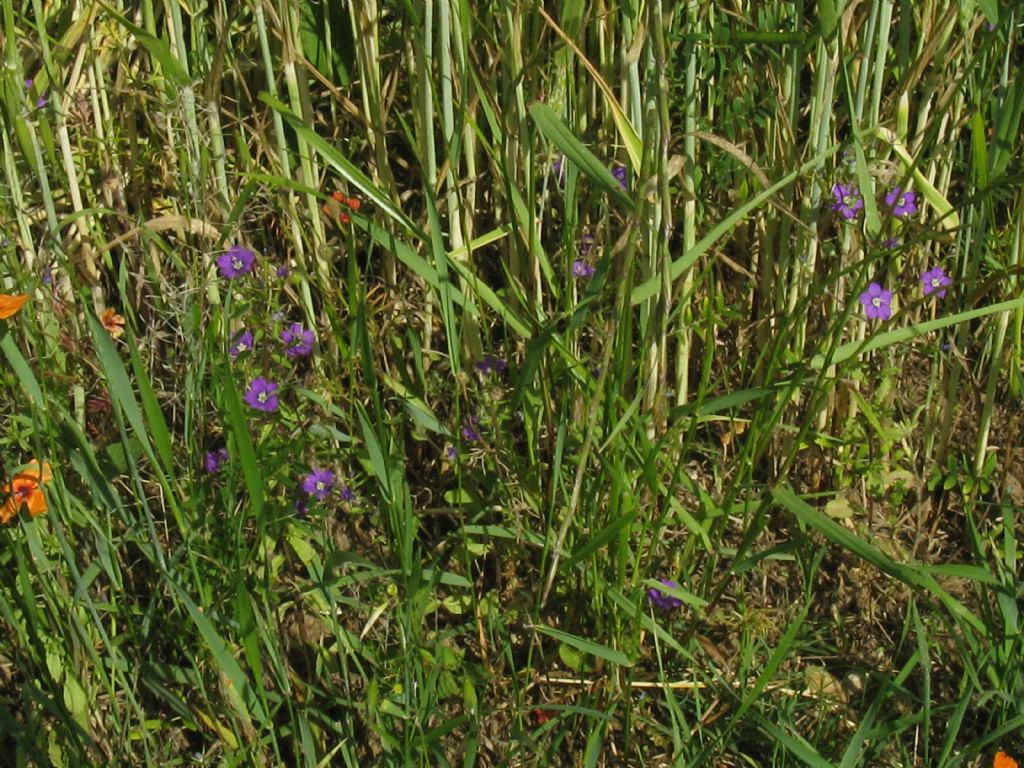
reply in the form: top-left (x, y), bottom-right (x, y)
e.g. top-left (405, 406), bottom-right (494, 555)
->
top-left (0, 499), bottom-right (16, 524)
top-left (332, 191), bottom-right (346, 203)
top-left (996, 752), bottom-right (1020, 768)
top-left (100, 308), bottom-right (126, 338)
top-left (0, 293), bottom-right (30, 320)
top-left (22, 485), bottom-right (47, 517)
top-left (15, 460), bottom-right (52, 485)
top-left (1, 473), bottom-right (48, 521)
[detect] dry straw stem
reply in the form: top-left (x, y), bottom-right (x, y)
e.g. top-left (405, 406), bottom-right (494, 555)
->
top-left (99, 214), bottom-right (221, 252)
top-left (539, 674), bottom-right (858, 729)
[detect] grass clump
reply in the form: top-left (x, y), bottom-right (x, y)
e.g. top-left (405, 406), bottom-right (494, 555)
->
top-left (1, 1), bottom-right (1022, 766)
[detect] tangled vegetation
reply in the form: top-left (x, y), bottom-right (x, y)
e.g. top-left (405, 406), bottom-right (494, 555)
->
top-left (1, 1), bottom-right (1022, 766)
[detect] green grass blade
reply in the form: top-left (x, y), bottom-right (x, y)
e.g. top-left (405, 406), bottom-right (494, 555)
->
top-left (530, 624), bottom-right (633, 668)
top-left (529, 103), bottom-right (634, 210)
top-left (772, 486), bottom-right (984, 633)
top-left (809, 296), bottom-right (1024, 369)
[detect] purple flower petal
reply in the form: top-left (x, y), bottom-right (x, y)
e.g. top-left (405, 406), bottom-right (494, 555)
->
top-left (216, 245), bottom-right (256, 279)
top-left (461, 415), bottom-right (481, 442)
top-left (229, 329), bottom-right (253, 358)
top-left (831, 183), bottom-right (863, 220)
top-left (611, 165), bottom-right (628, 192)
top-left (647, 579), bottom-right (684, 611)
top-left (572, 260), bottom-right (595, 279)
top-left (921, 267), bottom-right (951, 299)
top-left (475, 354), bottom-right (507, 374)
top-left (281, 322), bottom-right (315, 358)
top-left (302, 468), bottom-right (335, 500)
top-left (859, 282), bottom-right (894, 321)
top-left (244, 376), bottom-right (280, 412)
top-left (885, 187), bottom-right (918, 218)
top-left (205, 447), bottom-right (229, 473)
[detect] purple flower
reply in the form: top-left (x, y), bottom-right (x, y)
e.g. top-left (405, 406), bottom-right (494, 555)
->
top-left (462, 416), bottom-right (481, 442)
top-left (36, 94), bottom-right (47, 109)
top-left (612, 165), bottom-right (627, 192)
top-left (572, 260), bottom-right (595, 279)
top-left (921, 267), bottom-right (951, 299)
top-left (302, 468), bottom-right (335, 500)
top-left (885, 187), bottom-right (918, 218)
top-left (244, 377), bottom-right (280, 412)
top-left (859, 282), bottom-right (893, 321)
top-left (229, 329), bottom-right (253, 358)
top-left (24, 78), bottom-right (33, 88)
top-left (883, 238), bottom-right (901, 249)
top-left (831, 183), bottom-right (863, 220)
top-left (216, 245), bottom-right (256, 279)
top-left (475, 354), bottom-right (507, 375)
top-left (205, 447), bottom-right (229, 473)
top-left (647, 579), bottom-right (683, 611)
top-left (339, 485), bottom-right (355, 502)
top-left (446, 445), bottom-right (458, 460)
top-left (281, 322), bottom-right (315, 357)
top-left (276, 264), bottom-right (290, 278)
top-left (41, 267), bottom-right (53, 285)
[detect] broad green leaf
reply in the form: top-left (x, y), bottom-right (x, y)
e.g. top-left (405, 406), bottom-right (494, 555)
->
top-left (127, 337), bottom-right (176, 482)
top-left (423, 186), bottom-right (460, 374)
top-left (564, 511), bottom-right (637, 570)
top-left (536, 9), bottom-right (643, 169)
top-left (260, 93), bottom-right (418, 234)
top-left (818, 0), bottom-right (840, 40)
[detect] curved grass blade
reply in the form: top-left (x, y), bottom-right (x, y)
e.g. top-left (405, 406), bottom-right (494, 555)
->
top-left (809, 296), bottom-right (1024, 370)
top-left (260, 93), bottom-right (419, 235)
top-left (875, 126), bottom-right (960, 231)
top-left (529, 103), bottom-right (634, 210)
top-left (164, 578), bottom-right (269, 729)
top-left (631, 145), bottom-right (841, 305)
top-left (530, 624), bottom-right (633, 668)
top-left (772, 486), bottom-right (984, 633)
top-left (535, 7), bottom-right (642, 170)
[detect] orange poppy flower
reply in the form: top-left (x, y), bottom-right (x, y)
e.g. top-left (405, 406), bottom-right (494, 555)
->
top-left (323, 191), bottom-right (360, 224)
top-left (100, 307), bottom-right (126, 338)
top-left (1, 460), bottom-right (53, 524)
top-left (996, 752), bottom-right (1020, 768)
top-left (0, 293), bottom-right (29, 319)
